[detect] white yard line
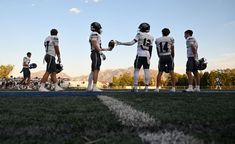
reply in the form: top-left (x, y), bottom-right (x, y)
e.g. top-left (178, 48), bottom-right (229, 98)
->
top-left (97, 95), bottom-right (156, 128)
top-left (98, 95), bottom-right (203, 144)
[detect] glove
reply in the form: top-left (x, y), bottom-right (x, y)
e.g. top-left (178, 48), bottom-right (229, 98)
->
top-left (108, 40), bottom-right (116, 51)
top-left (57, 57), bottom-right (61, 63)
top-left (99, 52), bottom-right (106, 60)
top-left (115, 40), bottom-right (121, 46)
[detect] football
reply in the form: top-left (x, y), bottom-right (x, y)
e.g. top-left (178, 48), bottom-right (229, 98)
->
top-left (108, 40), bottom-right (115, 50)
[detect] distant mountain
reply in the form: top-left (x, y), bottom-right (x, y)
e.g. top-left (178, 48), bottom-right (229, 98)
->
top-left (72, 67), bottom-right (158, 82)
top-left (31, 70), bottom-right (71, 79)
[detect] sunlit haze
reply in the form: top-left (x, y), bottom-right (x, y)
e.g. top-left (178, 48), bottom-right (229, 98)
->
top-left (0, 0), bottom-right (235, 77)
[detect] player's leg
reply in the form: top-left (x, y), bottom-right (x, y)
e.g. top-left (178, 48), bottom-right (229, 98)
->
top-left (168, 56), bottom-right (175, 92)
top-left (169, 70), bottom-right (176, 92)
top-left (185, 58), bottom-right (194, 92)
top-left (143, 57), bottom-right (150, 92)
top-left (39, 55), bottom-right (53, 91)
top-left (26, 70), bottom-right (32, 90)
top-left (87, 71), bottom-right (93, 91)
top-left (193, 70), bottom-right (200, 92)
top-left (133, 56), bottom-right (141, 92)
top-left (92, 52), bottom-right (102, 91)
top-left (50, 72), bottom-right (63, 91)
top-left (156, 72), bottom-right (163, 92)
top-left (156, 57), bottom-right (165, 92)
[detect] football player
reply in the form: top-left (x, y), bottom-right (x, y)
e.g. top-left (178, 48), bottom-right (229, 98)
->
top-left (39, 29), bottom-right (63, 91)
top-left (18, 52), bottom-right (32, 90)
top-left (184, 30), bottom-right (200, 92)
top-left (115, 23), bottom-right (154, 92)
top-left (87, 22), bottom-right (108, 92)
top-left (155, 28), bottom-right (175, 92)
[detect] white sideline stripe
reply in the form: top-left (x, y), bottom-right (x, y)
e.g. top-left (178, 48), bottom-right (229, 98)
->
top-left (139, 131), bottom-right (203, 144)
top-left (97, 95), bottom-right (156, 127)
top-left (98, 95), bottom-right (203, 144)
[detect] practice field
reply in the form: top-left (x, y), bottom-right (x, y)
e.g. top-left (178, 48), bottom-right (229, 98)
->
top-left (0, 91), bottom-right (234, 144)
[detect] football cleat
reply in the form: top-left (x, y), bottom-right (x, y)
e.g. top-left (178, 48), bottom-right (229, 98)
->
top-left (55, 85), bottom-right (63, 91)
top-left (170, 87), bottom-right (176, 92)
top-left (39, 86), bottom-right (50, 92)
top-left (92, 87), bottom-right (102, 92)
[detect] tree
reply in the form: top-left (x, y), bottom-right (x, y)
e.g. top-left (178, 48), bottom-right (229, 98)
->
top-left (0, 65), bottom-right (14, 78)
top-left (201, 72), bottom-right (210, 87)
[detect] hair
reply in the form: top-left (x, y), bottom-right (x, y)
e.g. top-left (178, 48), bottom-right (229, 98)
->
top-left (27, 52), bottom-right (31, 56)
top-left (162, 28), bottom-right (170, 36)
top-left (184, 30), bottom-right (193, 36)
top-left (50, 29), bottom-right (58, 35)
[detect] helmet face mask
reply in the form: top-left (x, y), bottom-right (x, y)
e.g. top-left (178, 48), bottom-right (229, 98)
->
top-left (138, 23), bottom-right (150, 32)
top-left (91, 22), bottom-right (102, 34)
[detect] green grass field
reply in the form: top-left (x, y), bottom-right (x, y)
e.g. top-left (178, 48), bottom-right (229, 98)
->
top-left (0, 92), bottom-right (234, 144)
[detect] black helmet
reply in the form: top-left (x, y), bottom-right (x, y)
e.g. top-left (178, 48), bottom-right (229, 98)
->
top-left (91, 22), bottom-right (102, 34)
top-left (29, 63), bottom-right (37, 69)
top-left (138, 23), bottom-right (150, 32)
top-left (197, 58), bottom-right (207, 70)
top-left (56, 64), bottom-right (63, 73)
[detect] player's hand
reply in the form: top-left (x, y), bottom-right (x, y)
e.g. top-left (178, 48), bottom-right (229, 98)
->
top-left (99, 52), bottom-right (106, 60)
top-left (115, 40), bottom-right (121, 46)
top-left (57, 57), bottom-right (61, 63)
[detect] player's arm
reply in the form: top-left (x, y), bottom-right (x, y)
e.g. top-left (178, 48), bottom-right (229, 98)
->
top-left (53, 37), bottom-right (61, 63)
top-left (54, 45), bottom-right (61, 61)
top-left (155, 41), bottom-right (160, 57)
top-left (116, 39), bottom-right (137, 46)
top-left (191, 43), bottom-right (198, 60)
top-left (171, 45), bottom-right (175, 58)
top-left (191, 44), bottom-right (196, 56)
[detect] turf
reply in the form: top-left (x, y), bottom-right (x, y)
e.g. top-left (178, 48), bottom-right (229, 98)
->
top-left (0, 96), bottom-right (141, 144)
top-left (109, 92), bottom-right (235, 144)
top-left (0, 92), bottom-right (234, 144)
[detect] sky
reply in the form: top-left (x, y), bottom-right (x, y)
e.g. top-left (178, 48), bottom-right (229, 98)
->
top-left (0, 0), bottom-right (235, 77)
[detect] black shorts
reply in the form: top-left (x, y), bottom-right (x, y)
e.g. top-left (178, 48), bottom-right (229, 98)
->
top-left (134, 56), bottom-right (150, 69)
top-left (23, 68), bottom-right (31, 78)
top-left (91, 51), bottom-right (101, 71)
top-left (44, 54), bottom-right (57, 73)
top-left (186, 57), bottom-right (198, 72)
top-left (158, 55), bottom-right (174, 72)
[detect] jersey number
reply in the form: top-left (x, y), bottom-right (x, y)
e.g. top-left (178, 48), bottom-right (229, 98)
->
top-left (159, 42), bottom-right (169, 53)
top-left (141, 38), bottom-right (152, 50)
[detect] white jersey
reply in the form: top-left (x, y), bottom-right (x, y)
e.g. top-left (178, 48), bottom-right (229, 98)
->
top-left (44, 36), bottom-right (59, 57)
top-left (134, 32), bottom-right (154, 57)
top-left (186, 36), bottom-right (198, 58)
top-left (23, 56), bottom-right (30, 68)
top-left (155, 36), bottom-right (174, 56)
top-left (89, 32), bottom-right (101, 52)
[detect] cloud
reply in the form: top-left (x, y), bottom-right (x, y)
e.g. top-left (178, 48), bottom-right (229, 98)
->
top-left (224, 20), bottom-right (235, 27)
top-left (93, 0), bottom-right (101, 3)
top-left (69, 8), bottom-right (81, 14)
top-left (84, 0), bottom-right (102, 3)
